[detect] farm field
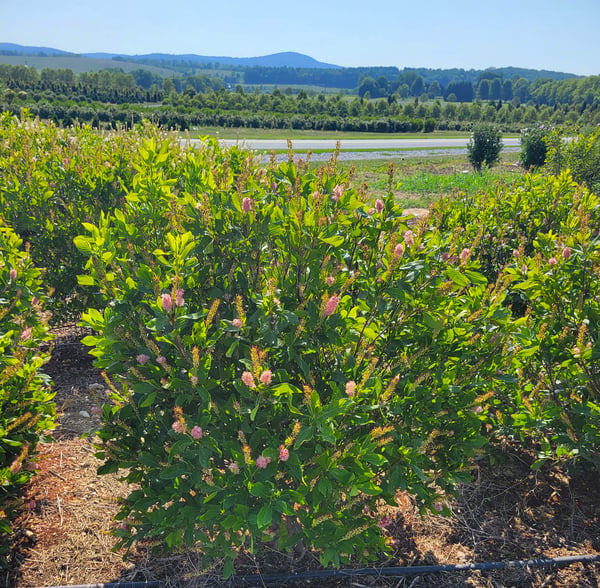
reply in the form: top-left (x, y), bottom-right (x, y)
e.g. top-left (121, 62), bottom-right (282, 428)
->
top-left (0, 54), bottom-right (178, 76)
top-left (187, 128), bottom-right (478, 141)
top-left (1, 116), bottom-right (600, 587)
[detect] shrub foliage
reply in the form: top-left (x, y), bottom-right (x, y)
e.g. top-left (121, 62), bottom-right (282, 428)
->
top-left (0, 223), bottom-right (56, 564)
top-left (75, 140), bottom-right (513, 573)
top-left (467, 124), bottom-right (503, 173)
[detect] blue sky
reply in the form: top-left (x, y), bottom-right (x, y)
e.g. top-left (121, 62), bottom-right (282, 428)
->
top-left (1, 0), bottom-right (598, 75)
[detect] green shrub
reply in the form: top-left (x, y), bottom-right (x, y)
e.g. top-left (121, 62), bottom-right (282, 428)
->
top-left (76, 140), bottom-right (512, 575)
top-left (519, 124), bottom-right (550, 170)
top-left (467, 124), bottom-right (503, 173)
top-left (429, 169), bottom-right (600, 470)
top-left (504, 211), bottom-right (600, 470)
top-left (0, 223), bottom-right (56, 565)
top-left (423, 118), bottom-right (436, 133)
top-left (429, 171), bottom-right (596, 284)
top-left (0, 112), bottom-right (176, 322)
top-left (545, 127), bottom-right (600, 194)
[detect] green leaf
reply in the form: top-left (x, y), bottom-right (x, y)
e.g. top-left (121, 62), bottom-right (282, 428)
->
top-left (257, 504), bottom-right (273, 529)
top-left (159, 464), bottom-right (187, 480)
top-left (138, 452), bottom-right (158, 467)
top-left (294, 425), bottom-right (313, 449)
top-left (77, 274), bottom-right (95, 286)
top-left (73, 235), bottom-right (93, 255)
top-left (423, 312), bottom-right (443, 331)
top-left (464, 269), bottom-right (487, 285)
top-left (80, 335), bottom-right (100, 346)
top-left (223, 559), bottom-right (235, 579)
top-left (446, 267), bottom-right (470, 287)
top-left (97, 461), bottom-right (120, 475)
top-left (318, 223), bottom-right (345, 247)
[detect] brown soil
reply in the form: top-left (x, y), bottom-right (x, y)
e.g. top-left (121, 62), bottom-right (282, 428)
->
top-left (4, 332), bottom-right (600, 588)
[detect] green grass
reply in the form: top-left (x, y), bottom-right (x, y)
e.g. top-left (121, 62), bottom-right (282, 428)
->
top-left (336, 153), bottom-right (523, 209)
top-left (187, 127), bottom-right (473, 141)
top-left (397, 168), bottom-right (519, 195)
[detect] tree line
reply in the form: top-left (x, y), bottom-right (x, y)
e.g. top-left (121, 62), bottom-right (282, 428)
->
top-left (2, 62), bottom-right (600, 109)
top-left (1, 63), bottom-right (600, 133)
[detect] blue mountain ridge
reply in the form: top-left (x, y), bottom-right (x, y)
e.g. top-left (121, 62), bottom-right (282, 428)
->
top-left (0, 43), bottom-right (341, 69)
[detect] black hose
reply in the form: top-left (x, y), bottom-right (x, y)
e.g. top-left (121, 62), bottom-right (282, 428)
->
top-left (36, 554), bottom-right (600, 587)
top-left (235, 554), bottom-right (600, 585)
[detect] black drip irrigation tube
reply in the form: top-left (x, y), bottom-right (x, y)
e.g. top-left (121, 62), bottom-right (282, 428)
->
top-left (37, 554), bottom-right (600, 587)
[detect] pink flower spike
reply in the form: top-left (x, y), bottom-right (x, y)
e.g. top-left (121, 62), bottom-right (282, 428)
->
top-left (394, 243), bottom-right (404, 258)
top-left (279, 446), bottom-right (289, 461)
top-left (260, 370), bottom-right (273, 385)
top-left (191, 426), bottom-right (203, 440)
top-left (323, 294), bottom-right (340, 317)
top-left (332, 185), bottom-right (343, 202)
top-left (512, 249), bottom-right (520, 259)
top-left (548, 256), bottom-right (558, 266)
top-left (172, 420), bottom-right (185, 434)
top-left (228, 461), bottom-right (240, 474)
top-left (460, 248), bottom-right (470, 264)
top-left (562, 246), bottom-right (571, 260)
top-left (156, 356), bottom-right (167, 366)
top-left (161, 293), bottom-right (173, 312)
top-left (242, 371), bottom-right (256, 388)
top-left (136, 353), bottom-right (150, 365)
top-left (175, 289), bottom-right (185, 306)
top-left (9, 268), bottom-right (17, 281)
top-left (256, 455), bottom-right (271, 469)
top-left (326, 276), bottom-right (335, 286)
top-left (375, 199), bottom-right (384, 213)
top-left (403, 230), bottom-right (414, 247)
top-left (20, 327), bottom-right (33, 341)
top-left (242, 197), bottom-right (252, 213)
top-left (232, 318), bottom-right (243, 328)
top-left (190, 375), bottom-right (199, 386)
top-left (345, 380), bottom-right (357, 398)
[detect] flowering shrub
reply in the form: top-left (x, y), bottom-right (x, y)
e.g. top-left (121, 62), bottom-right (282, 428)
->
top-left (431, 166), bottom-right (600, 470)
top-left (429, 170), bottom-right (598, 285)
top-left (0, 112), bottom-right (175, 322)
top-left (502, 194), bottom-right (600, 470)
top-left (0, 223), bottom-right (56, 564)
top-left (76, 141), bottom-right (512, 575)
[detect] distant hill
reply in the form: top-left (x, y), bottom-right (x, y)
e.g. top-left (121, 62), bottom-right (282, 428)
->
top-left (85, 50), bottom-right (342, 69)
top-left (402, 66), bottom-right (580, 87)
top-left (0, 42), bottom-right (583, 92)
top-left (0, 54), bottom-right (180, 77)
top-left (484, 66), bottom-right (579, 82)
top-left (0, 42), bottom-right (74, 56)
